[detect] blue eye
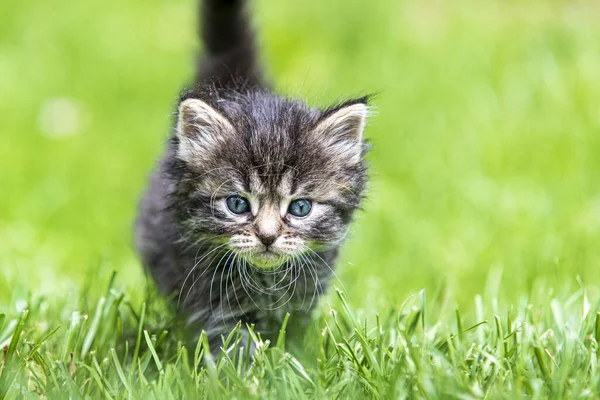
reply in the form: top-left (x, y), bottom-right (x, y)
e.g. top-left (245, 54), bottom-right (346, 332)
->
top-left (226, 195), bottom-right (250, 214)
top-left (288, 199), bottom-right (312, 217)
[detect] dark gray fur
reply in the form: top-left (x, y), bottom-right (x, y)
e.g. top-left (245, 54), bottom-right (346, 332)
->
top-left (135, 0), bottom-right (370, 354)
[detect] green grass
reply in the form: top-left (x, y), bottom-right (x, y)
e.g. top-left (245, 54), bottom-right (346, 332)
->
top-left (2, 281), bottom-right (600, 398)
top-left (1, 0), bottom-right (600, 397)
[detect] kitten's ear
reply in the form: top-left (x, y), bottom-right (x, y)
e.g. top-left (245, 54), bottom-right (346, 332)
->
top-left (313, 103), bottom-right (368, 164)
top-left (175, 98), bottom-right (234, 163)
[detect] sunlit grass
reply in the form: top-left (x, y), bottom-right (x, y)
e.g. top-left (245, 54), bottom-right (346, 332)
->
top-left (2, 279), bottom-right (600, 398)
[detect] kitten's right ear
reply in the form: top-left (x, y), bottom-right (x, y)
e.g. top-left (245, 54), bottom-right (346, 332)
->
top-left (312, 102), bottom-right (369, 165)
top-left (175, 98), bottom-right (234, 164)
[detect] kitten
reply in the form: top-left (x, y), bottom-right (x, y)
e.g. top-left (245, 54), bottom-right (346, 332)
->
top-left (135, 0), bottom-right (371, 355)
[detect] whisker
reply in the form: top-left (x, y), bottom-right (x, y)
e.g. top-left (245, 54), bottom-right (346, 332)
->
top-left (303, 245), bottom-right (347, 294)
top-left (219, 249), bottom-right (237, 324)
top-left (209, 249), bottom-right (232, 319)
top-left (299, 251), bottom-right (321, 311)
top-left (182, 247), bottom-right (224, 307)
top-left (178, 242), bottom-right (228, 307)
top-left (286, 258), bottom-right (302, 311)
top-left (298, 256), bottom-right (309, 311)
top-left (262, 262), bottom-right (301, 311)
top-left (228, 253), bottom-right (248, 320)
top-left (238, 258), bottom-right (267, 313)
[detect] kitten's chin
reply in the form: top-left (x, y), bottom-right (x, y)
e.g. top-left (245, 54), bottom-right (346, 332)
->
top-left (246, 251), bottom-right (286, 270)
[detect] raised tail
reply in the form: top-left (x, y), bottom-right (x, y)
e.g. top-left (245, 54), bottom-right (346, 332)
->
top-left (196, 0), bottom-right (266, 90)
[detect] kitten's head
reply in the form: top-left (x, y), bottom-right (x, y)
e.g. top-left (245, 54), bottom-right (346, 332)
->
top-left (169, 90), bottom-right (370, 270)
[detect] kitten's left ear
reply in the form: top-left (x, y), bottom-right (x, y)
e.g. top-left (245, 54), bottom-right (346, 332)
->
top-left (313, 102), bottom-right (369, 164)
top-left (175, 98), bottom-right (234, 165)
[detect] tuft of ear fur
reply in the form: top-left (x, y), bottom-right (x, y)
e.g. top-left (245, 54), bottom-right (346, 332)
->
top-left (313, 103), bottom-right (369, 164)
top-left (175, 98), bottom-right (234, 164)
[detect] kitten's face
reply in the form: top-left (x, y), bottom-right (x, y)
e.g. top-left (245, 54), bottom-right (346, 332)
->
top-left (218, 170), bottom-right (344, 269)
top-left (221, 191), bottom-right (326, 268)
top-left (172, 93), bottom-right (369, 270)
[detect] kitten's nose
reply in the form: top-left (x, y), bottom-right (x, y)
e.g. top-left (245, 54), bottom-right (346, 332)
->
top-left (254, 206), bottom-right (280, 248)
top-left (258, 234), bottom-right (276, 247)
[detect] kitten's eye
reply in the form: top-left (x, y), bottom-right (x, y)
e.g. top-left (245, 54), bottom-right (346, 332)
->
top-left (288, 199), bottom-right (312, 218)
top-left (226, 195), bottom-right (250, 214)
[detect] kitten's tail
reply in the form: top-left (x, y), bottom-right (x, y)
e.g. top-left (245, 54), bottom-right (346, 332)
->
top-left (196, 0), bottom-right (266, 89)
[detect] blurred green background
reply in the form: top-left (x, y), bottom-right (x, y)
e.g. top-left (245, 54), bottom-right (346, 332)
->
top-left (1, 0), bottom-right (599, 312)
